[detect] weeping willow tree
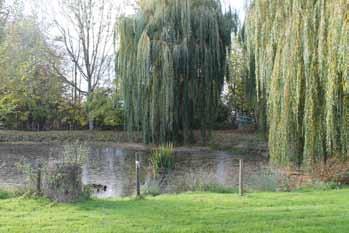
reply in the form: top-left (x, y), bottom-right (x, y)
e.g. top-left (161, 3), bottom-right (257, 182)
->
top-left (244, 0), bottom-right (349, 166)
top-left (117, 0), bottom-right (236, 144)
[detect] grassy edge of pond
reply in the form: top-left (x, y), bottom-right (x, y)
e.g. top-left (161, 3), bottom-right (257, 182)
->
top-left (0, 130), bottom-right (142, 144)
top-left (0, 189), bottom-right (349, 233)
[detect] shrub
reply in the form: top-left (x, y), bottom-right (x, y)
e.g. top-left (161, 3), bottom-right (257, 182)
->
top-left (310, 158), bottom-right (349, 184)
top-left (42, 142), bottom-right (90, 202)
top-left (15, 142), bottom-right (90, 201)
top-left (149, 144), bottom-right (174, 176)
top-left (43, 164), bottom-right (83, 203)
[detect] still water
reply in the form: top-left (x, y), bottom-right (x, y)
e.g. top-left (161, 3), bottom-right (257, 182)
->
top-left (0, 143), bottom-right (265, 198)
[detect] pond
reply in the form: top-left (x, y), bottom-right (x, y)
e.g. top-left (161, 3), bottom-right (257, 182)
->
top-left (0, 143), bottom-right (267, 198)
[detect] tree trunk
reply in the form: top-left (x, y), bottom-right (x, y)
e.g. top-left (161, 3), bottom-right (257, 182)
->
top-left (88, 115), bottom-right (94, 130)
top-left (88, 79), bottom-right (94, 130)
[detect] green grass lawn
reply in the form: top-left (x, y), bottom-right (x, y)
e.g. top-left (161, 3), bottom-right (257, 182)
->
top-left (0, 190), bottom-right (349, 233)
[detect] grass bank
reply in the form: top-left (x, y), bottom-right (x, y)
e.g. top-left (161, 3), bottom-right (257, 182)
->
top-left (0, 189), bottom-right (348, 233)
top-left (0, 130), bottom-right (268, 157)
top-left (0, 130), bottom-right (142, 144)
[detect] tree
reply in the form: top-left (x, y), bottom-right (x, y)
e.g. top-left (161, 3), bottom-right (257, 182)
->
top-left (224, 38), bottom-right (255, 128)
top-left (118, 0), bottom-right (236, 144)
top-left (244, 0), bottom-right (349, 166)
top-left (0, 19), bottom-right (66, 130)
top-left (52, 0), bottom-right (115, 130)
top-left (0, 0), bottom-right (9, 39)
top-left (86, 88), bottom-right (124, 129)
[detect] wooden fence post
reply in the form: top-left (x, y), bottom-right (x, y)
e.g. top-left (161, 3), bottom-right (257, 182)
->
top-left (135, 153), bottom-right (141, 197)
top-left (36, 164), bottom-right (42, 194)
top-left (239, 159), bottom-right (244, 196)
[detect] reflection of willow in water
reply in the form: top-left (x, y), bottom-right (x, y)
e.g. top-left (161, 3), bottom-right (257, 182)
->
top-left (82, 147), bottom-right (149, 197)
top-left (147, 153), bottom-right (266, 193)
top-left (0, 143), bottom-right (269, 197)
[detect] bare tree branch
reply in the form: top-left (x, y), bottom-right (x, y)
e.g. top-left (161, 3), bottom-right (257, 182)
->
top-left (52, 0), bottom-right (116, 129)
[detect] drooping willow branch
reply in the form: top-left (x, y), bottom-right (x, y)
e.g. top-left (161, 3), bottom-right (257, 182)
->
top-left (244, 0), bottom-right (349, 166)
top-left (117, 0), bottom-right (236, 144)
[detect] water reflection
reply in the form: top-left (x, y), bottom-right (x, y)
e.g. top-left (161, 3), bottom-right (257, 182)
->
top-left (0, 143), bottom-right (266, 198)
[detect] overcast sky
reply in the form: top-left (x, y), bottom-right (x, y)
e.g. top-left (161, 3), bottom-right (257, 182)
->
top-left (22, 0), bottom-right (246, 21)
top-left (19, 0), bottom-right (246, 90)
top-left (224, 0), bottom-right (246, 21)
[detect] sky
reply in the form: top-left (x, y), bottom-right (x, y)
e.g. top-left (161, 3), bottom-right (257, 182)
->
top-left (22, 0), bottom-right (246, 21)
top-left (19, 0), bottom-right (246, 91)
top-left (223, 0), bottom-right (246, 21)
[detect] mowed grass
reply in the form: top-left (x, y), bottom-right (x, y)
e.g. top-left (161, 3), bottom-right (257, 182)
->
top-left (1, 190), bottom-right (349, 233)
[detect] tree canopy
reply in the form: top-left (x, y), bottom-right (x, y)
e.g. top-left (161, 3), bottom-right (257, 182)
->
top-left (118, 0), bottom-right (236, 144)
top-left (244, 0), bottom-right (349, 166)
top-left (0, 19), bottom-right (65, 130)
top-left (0, 3), bottom-right (124, 131)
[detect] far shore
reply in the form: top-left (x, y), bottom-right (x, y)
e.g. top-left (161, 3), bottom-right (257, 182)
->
top-left (0, 129), bottom-right (268, 159)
